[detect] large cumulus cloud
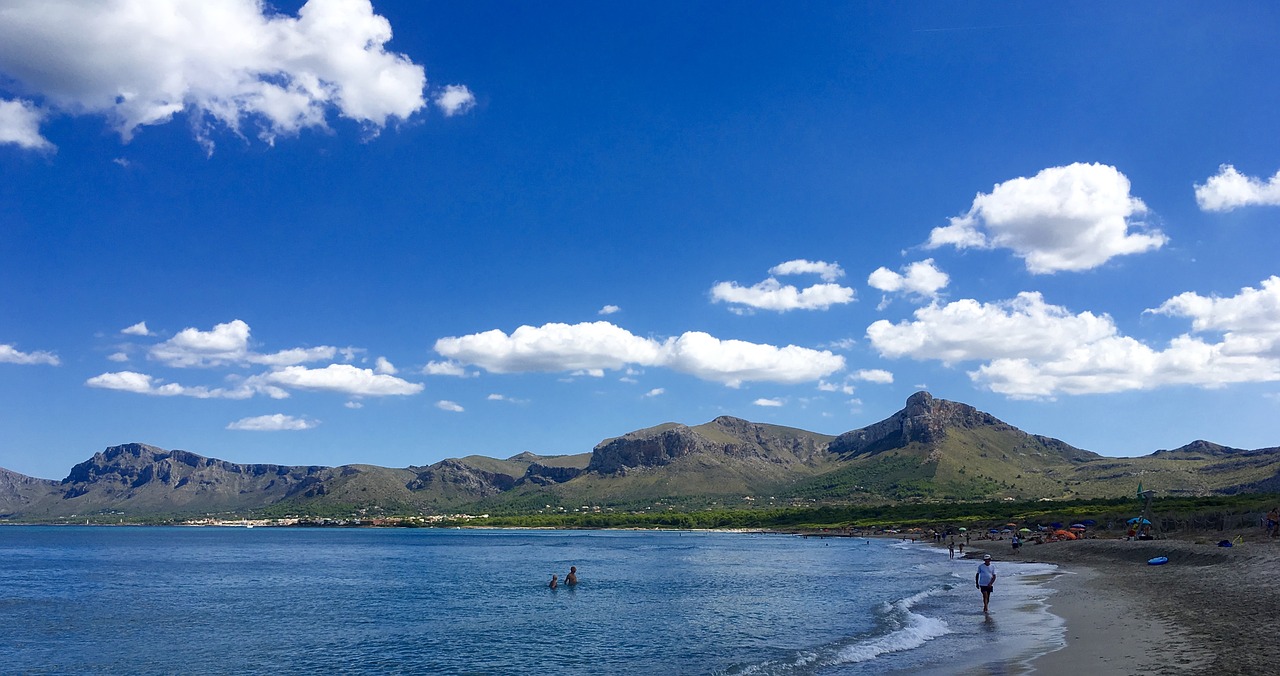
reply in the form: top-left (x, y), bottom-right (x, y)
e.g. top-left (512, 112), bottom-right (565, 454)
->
top-left (0, 0), bottom-right (452, 151)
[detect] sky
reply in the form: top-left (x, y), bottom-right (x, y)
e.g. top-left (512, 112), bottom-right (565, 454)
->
top-left (3, 1), bottom-right (1280, 480)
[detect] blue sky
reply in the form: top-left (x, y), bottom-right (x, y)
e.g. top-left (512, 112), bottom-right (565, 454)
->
top-left (3, 1), bottom-right (1280, 480)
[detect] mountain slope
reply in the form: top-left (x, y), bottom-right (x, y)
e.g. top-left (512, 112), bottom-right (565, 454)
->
top-left (3, 392), bottom-right (1279, 520)
top-left (0, 467), bottom-right (60, 517)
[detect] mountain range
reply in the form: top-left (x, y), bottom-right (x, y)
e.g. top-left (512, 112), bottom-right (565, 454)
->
top-left (3, 391), bottom-right (1278, 521)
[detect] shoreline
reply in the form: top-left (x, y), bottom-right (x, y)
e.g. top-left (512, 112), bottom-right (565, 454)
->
top-left (957, 534), bottom-right (1274, 674)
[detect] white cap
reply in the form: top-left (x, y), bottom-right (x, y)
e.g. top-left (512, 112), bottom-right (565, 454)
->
top-left (983, 554), bottom-right (992, 560)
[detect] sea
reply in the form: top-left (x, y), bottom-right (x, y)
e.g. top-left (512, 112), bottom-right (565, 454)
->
top-left (0, 527), bottom-right (1065, 675)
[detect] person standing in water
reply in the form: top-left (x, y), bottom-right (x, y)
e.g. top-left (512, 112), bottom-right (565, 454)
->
top-left (975, 554), bottom-right (996, 612)
top-left (549, 574), bottom-right (558, 589)
top-left (566, 566), bottom-right (578, 586)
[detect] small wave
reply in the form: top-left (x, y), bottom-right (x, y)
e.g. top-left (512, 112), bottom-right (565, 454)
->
top-left (719, 588), bottom-right (951, 675)
top-left (831, 602), bottom-right (949, 664)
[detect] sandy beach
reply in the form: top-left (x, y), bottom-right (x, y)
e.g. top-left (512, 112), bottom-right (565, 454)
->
top-left (962, 533), bottom-right (1277, 675)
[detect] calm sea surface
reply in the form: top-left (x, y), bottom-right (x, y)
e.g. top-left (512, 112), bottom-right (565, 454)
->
top-left (0, 527), bottom-right (1064, 675)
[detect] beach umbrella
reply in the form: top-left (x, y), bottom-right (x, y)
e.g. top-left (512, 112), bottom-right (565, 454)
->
top-left (1050, 522), bottom-right (1063, 529)
top-left (1127, 517), bottom-right (1151, 525)
top-left (1070, 523), bottom-right (1086, 529)
top-left (1081, 519), bottom-right (1097, 526)
top-left (958, 527), bottom-right (967, 532)
top-left (1006, 523), bottom-right (1017, 527)
top-left (1069, 526), bottom-right (1086, 531)
top-left (988, 529), bottom-right (999, 533)
top-left (1018, 528), bottom-right (1031, 533)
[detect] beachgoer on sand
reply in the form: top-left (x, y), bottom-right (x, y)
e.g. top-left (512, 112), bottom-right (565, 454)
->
top-left (566, 566), bottom-right (578, 586)
top-left (976, 554), bottom-right (996, 612)
top-left (948, 541), bottom-right (955, 559)
top-left (1267, 508), bottom-right (1279, 537)
top-left (549, 574), bottom-right (558, 589)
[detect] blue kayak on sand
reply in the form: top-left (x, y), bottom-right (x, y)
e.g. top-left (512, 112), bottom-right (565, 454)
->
top-left (1148, 556), bottom-right (1168, 565)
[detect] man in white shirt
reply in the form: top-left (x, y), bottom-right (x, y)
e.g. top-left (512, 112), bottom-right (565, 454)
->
top-left (975, 554), bottom-right (996, 612)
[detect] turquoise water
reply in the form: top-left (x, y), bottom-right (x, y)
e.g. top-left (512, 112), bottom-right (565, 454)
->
top-left (0, 527), bottom-right (1063, 674)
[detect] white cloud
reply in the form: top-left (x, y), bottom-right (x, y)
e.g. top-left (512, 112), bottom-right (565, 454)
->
top-left (769, 259), bottom-right (845, 282)
top-left (249, 346), bottom-right (338, 367)
top-left (107, 352), bottom-right (129, 363)
top-left (436, 400), bottom-right (464, 412)
top-left (0, 0), bottom-right (429, 151)
top-left (121, 321), bottom-right (152, 336)
top-left (149, 320), bottom-right (251, 367)
top-left (344, 400), bottom-right (363, 409)
top-left (854, 369), bottom-right (894, 384)
top-left (926, 163), bottom-right (1166, 273)
top-left (818, 370), bottom-right (889, 393)
top-left (662, 332), bottom-right (845, 387)
top-left (867, 259), bottom-right (949, 299)
top-left (712, 260), bottom-right (855, 312)
top-left (0, 98), bottom-right (53, 150)
top-left (818, 379), bottom-right (855, 395)
top-left (867, 293), bottom-right (1117, 366)
top-left (644, 388), bottom-right (665, 397)
top-left (434, 321), bottom-right (845, 387)
top-left (85, 371), bottom-right (256, 399)
top-left (1195, 165), bottom-right (1280, 211)
top-left (0, 344), bottom-right (60, 366)
top-left (148, 319), bottom-right (337, 368)
top-left (435, 321), bottom-right (663, 374)
top-left (868, 278), bottom-right (1280, 398)
top-left (434, 84), bottom-right (475, 117)
top-left (261, 364), bottom-right (423, 396)
top-left (711, 278), bottom-right (855, 312)
top-left (753, 398), bottom-right (784, 407)
top-left (598, 304), bottom-right (621, 316)
top-left (374, 356), bottom-right (397, 375)
top-left (1152, 276), bottom-right (1280, 335)
top-left (422, 360), bottom-right (474, 377)
top-left (227, 414), bottom-right (318, 431)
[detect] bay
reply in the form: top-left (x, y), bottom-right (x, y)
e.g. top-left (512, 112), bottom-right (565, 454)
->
top-left (0, 527), bottom-right (1063, 674)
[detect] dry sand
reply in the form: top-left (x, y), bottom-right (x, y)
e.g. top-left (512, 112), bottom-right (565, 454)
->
top-left (965, 533), bottom-right (1277, 675)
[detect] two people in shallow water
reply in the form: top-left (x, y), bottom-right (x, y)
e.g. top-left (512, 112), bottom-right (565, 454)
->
top-left (549, 565), bottom-right (578, 589)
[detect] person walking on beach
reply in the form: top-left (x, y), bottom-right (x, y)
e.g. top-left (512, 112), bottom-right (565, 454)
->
top-left (1267, 508), bottom-right (1279, 537)
top-left (975, 554), bottom-right (996, 612)
top-left (948, 541), bottom-right (955, 559)
top-left (566, 566), bottom-right (578, 586)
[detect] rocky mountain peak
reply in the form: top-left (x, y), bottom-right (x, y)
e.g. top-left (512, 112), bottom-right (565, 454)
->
top-left (829, 391), bottom-right (1008, 456)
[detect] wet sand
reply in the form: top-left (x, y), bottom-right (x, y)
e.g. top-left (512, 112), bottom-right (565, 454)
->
top-left (966, 534), bottom-right (1275, 675)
